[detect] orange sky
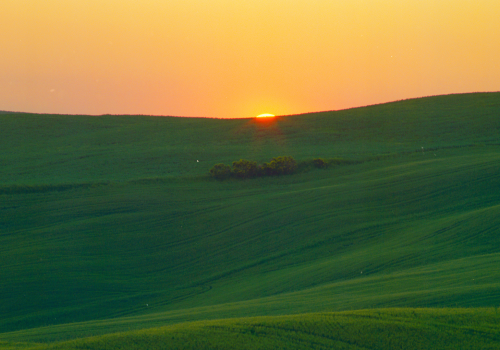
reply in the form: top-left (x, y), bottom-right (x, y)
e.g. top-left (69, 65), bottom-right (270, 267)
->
top-left (1, 0), bottom-right (499, 118)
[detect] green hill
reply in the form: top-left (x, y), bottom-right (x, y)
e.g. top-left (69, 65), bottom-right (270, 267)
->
top-left (3, 309), bottom-right (500, 350)
top-left (1, 92), bottom-right (500, 348)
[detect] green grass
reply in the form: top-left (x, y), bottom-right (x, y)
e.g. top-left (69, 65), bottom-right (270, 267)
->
top-left (2, 309), bottom-right (500, 349)
top-left (1, 92), bottom-right (500, 348)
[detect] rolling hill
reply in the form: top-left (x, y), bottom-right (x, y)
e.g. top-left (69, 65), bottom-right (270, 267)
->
top-left (1, 92), bottom-right (499, 348)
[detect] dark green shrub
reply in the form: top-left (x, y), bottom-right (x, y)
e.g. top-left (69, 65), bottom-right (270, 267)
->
top-left (210, 156), bottom-right (298, 180)
top-left (265, 156), bottom-right (297, 175)
top-left (232, 159), bottom-right (258, 178)
top-left (313, 158), bottom-right (328, 169)
top-left (209, 163), bottom-right (232, 180)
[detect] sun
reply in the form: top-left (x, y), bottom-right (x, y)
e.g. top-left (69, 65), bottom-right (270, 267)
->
top-left (255, 113), bottom-right (275, 118)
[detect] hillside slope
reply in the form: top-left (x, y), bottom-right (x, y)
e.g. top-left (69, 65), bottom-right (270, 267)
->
top-left (1, 92), bottom-right (499, 343)
top-left (3, 309), bottom-right (500, 350)
top-left (1, 92), bottom-right (499, 185)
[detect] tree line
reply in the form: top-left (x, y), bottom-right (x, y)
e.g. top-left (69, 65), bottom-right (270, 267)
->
top-left (209, 156), bottom-right (347, 180)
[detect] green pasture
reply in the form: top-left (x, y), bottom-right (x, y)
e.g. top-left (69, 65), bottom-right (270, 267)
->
top-left (2, 309), bottom-right (500, 350)
top-left (1, 92), bottom-right (500, 348)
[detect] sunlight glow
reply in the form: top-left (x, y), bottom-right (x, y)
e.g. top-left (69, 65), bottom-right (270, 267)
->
top-left (255, 113), bottom-right (275, 118)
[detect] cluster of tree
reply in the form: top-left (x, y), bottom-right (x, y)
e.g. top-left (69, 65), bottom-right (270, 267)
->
top-left (209, 156), bottom-right (354, 180)
top-left (210, 156), bottom-right (298, 180)
top-left (312, 158), bottom-right (328, 169)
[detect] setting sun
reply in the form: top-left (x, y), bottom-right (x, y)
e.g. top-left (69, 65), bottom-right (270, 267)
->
top-left (255, 113), bottom-right (275, 118)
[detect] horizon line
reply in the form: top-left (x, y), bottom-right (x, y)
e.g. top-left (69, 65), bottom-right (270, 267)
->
top-left (1, 91), bottom-right (498, 119)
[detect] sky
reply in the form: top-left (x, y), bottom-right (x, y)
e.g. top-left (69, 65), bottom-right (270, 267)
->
top-left (1, 0), bottom-right (500, 118)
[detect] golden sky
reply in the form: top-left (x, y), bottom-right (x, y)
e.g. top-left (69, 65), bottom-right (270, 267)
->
top-left (1, 0), bottom-right (499, 118)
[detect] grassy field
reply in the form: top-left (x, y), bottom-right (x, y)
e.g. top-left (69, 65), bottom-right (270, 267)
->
top-left (2, 309), bottom-right (500, 349)
top-left (1, 92), bottom-right (500, 348)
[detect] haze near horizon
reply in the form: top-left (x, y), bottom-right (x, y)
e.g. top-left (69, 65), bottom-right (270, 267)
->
top-left (1, 0), bottom-right (499, 118)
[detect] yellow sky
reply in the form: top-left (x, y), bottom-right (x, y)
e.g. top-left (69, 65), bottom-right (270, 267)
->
top-left (1, 0), bottom-right (499, 118)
